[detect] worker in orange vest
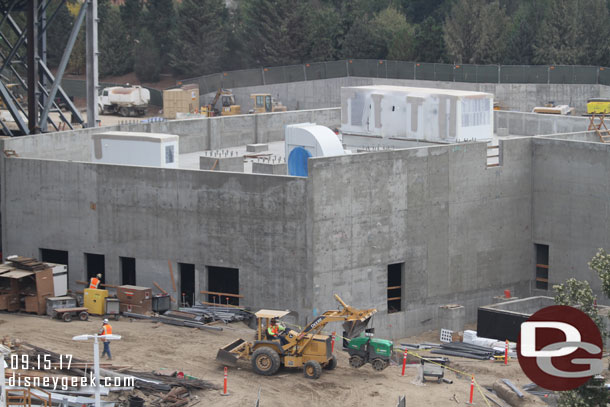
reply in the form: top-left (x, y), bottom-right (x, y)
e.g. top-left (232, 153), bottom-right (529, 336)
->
top-left (267, 318), bottom-right (287, 345)
top-left (89, 274), bottom-right (102, 289)
top-left (99, 319), bottom-right (113, 360)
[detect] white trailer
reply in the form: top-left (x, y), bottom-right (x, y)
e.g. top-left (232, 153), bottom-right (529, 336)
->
top-left (92, 131), bottom-right (179, 168)
top-left (98, 86), bottom-right (150, 117)
top-left (340, 85), bottom-right (494, 143)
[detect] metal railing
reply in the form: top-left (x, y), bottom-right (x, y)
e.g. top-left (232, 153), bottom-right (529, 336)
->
top-left (180, 60), bottom-right (610, 94)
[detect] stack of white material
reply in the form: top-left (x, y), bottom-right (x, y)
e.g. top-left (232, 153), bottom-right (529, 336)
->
top-left (464, 330), bottom-right (517, 355)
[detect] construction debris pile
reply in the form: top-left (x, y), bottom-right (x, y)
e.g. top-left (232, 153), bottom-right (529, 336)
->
top-left (2, 339), bottom-right (218, 407)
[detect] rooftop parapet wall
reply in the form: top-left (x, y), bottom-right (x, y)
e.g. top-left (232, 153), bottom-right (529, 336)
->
top-left (495, 110), bottom-right (589, 136)
top-left (1, 158), bottom-right (312, 315)
top-left (0, 108), bottom-right (340, 161)
top-left (307, 136), bottom-right (534, 337)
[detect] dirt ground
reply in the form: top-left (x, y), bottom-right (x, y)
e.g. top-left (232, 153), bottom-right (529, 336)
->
top-left (0, 312), bottom-right (552, 407)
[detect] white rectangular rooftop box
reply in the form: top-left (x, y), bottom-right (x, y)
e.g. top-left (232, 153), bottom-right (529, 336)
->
top-left (92, 131), bottom-right (179, 168)
top-left (340, 85), bottom-right (493, 143)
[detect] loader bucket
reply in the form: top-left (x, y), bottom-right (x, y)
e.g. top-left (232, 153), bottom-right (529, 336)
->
top-left (216, 338), bottom-right (246, 367)
top-left (343, 316), bottom-right (372, 339)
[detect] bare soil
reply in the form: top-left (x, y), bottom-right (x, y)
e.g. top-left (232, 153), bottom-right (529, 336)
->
top-left (1, 312), bottom-right (551, 407)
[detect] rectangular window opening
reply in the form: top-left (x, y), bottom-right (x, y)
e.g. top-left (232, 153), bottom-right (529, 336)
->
top-left (387, 263), bottom-right (403, 313)
top-left (535, 244), bottom-right (549, 290)
top-left (85, 253), bottom-right (105, 286)
top-left (120, 257), bottom-right (136, 286)
top-left (207, 266), bottom-right (239, 306)
top-left (179, 263), bottom-right (195, 307)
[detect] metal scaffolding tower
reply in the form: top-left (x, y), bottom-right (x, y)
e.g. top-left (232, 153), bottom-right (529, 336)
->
top-left (0, 0), bottom-right (96, 137)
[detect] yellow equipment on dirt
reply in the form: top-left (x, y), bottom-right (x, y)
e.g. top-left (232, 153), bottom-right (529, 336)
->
top-left (216, 294), bottom-right (376, 379)
top-left (204, 89), bottom-right (241, 117)
top-left (249, 93), bottom-right (287, 113)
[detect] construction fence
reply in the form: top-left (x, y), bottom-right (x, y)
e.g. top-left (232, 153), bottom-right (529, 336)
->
top-left (181, 59), bottom-right (610, 95)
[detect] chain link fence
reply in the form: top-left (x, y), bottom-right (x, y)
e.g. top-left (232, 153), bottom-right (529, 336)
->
top-left (181, 59), bottom-right (610, 94)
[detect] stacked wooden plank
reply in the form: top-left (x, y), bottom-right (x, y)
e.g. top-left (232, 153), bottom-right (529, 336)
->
top-left (6, 256), bottom-right (49, 271)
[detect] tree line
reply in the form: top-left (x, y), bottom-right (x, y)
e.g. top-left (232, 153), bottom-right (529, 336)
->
top-left (44, 0), bottom-right (610, 83)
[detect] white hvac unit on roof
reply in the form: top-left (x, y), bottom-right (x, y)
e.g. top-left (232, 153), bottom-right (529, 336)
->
top-left (285, 123), bottom-right (345, 176)
top-left (340, 85), bottom-right (494, 143)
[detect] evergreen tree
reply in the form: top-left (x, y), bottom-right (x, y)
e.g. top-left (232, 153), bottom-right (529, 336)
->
top-left (120, 0), bottom-right (144, 41)
top-left (240, 0), bottom-right (308, 66)
top-left (414, 16), bottom-right (447, 63)
top-left (305, 5), bottom-right (343, 62)
top-left (503, 1), bottom-right (548, 64)
top-left (46, 2), bottom-right (74, 68)
top-left (169, 0), bottom-right (228, 77)
top-left (444, 0), bottom-right (508, 64)
top-left (532, 0), bottom-right (581, 64)
top-left (373, 7), bottom-right (415, 61)
top-left (99, 0), bottom-right (133, 77)
top-left (145, 0), bottom-right (175, 70)
top-left (134, 27), bottom-right (161, 82)
top-left (341, 16), bottom-right (386, 59)
top-left (577, 0), bottom-right (610, 66)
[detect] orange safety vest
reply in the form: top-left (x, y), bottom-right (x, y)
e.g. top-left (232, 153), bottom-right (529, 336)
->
top-left (89, 277), bottom-right (100, 289)
top-left (102, 324), bottom-right (112, 335)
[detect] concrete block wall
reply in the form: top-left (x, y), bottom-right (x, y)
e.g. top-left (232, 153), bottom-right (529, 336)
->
top-left (308, 136), bottom-right (535, 338)
top-left (1, 158), bottom-right (312, 316)
top-left (204, 77), bottom-right (608, 115)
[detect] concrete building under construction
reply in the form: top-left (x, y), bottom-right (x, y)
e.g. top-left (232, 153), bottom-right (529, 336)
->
top-left (1, 81), bottom-right (607, 338)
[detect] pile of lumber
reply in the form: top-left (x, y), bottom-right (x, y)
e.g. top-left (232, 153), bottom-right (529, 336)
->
top-left (2, 339), bottom-right (218, 406)
top-left (122, 310), bottom-right (224, 332)
top-left (6, 256), bottom-right (49, 271)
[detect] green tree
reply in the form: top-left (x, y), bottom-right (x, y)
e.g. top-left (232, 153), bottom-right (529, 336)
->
top-left (557, 378), bottom-right (609, 407)
top-left (99, 0), bottom-right (133, 77)
top-left (577, 0), bottom-right (610, 66)
top-left (46, 2), bottom-right (74, 68)
top-left (503, 0), bottom-right (548, 64)
top-left (589, 248), bottom-right (610, 297)
top-left (444, 0), bottom-right (508, 64)
top-left (120, 0), bottom-right (144, 41)
top-left (554, 279), bottom-right (603, 332)
top-left (414, 16), bottom-right (447, 62)
top-left (341, 16), bottom-right (386, 59)
top-left (145, 0), bottom-right (176, 70)
top-left (240, 0), bottom-right (308, 66)
top-left (134, 27), bottom-right (161, 82)
top-left (305, 5), bottom-right (343, 62)
top-left (532, 0), bottom-right (581, 64)
top-left (373, 7), bottom-right (416, 61)
top-left (169, 0), bottom-right (228, 76)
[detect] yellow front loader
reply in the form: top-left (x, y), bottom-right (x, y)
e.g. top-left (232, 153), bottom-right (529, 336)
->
top-left (217, 295), bottom-right (376, 379)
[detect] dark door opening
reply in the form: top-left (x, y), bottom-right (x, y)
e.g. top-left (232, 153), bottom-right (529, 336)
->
top-left (85, 253), bottom-right (105, 286)
top-left (207, 266), bottom-right (239, 306)
top-left (179, 263), bottom-right (195, 307)
top-left (535, 244), bottom-right (549, 290)
top-left (120, 257), bottom-right (136, 286)
top-left (387, 263), bottom-right (403, 313)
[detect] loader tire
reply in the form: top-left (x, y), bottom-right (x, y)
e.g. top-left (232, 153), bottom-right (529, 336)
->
top-left (349, 355), bottom-right (364, 368)
top-left (251, 347), bottom-right (281, 376)
top-left (303, 360), bottom-right (322, 379)
top-left (372, 358), bottom-right (388, 371)
top-left (324, 355), bottom-right (337, 370)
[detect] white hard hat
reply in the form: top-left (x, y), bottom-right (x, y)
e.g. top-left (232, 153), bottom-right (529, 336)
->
top-left (103, 319), bottom-right (109, 323)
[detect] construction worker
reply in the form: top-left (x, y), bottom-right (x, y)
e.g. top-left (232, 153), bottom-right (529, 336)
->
top-left (89, 273), bottom-right (102, 289)
top-left (99, 319), bottom-right (113, 360)
top-left (267, 318), bottom-right (287, 345)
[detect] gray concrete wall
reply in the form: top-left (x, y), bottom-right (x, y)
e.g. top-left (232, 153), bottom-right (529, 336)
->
top-left (495, 111), bottom-right (589, 136)
top-left (204, 77), bottom-right (609, 115)
top-left (307, 137), bottom-right (535, 338)
top-left (1, 158), bottom-right (312, 317)
top-left (532, 137), bottom-right (610, 299)
top-left (0, 108), bottom-right (341, 159)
